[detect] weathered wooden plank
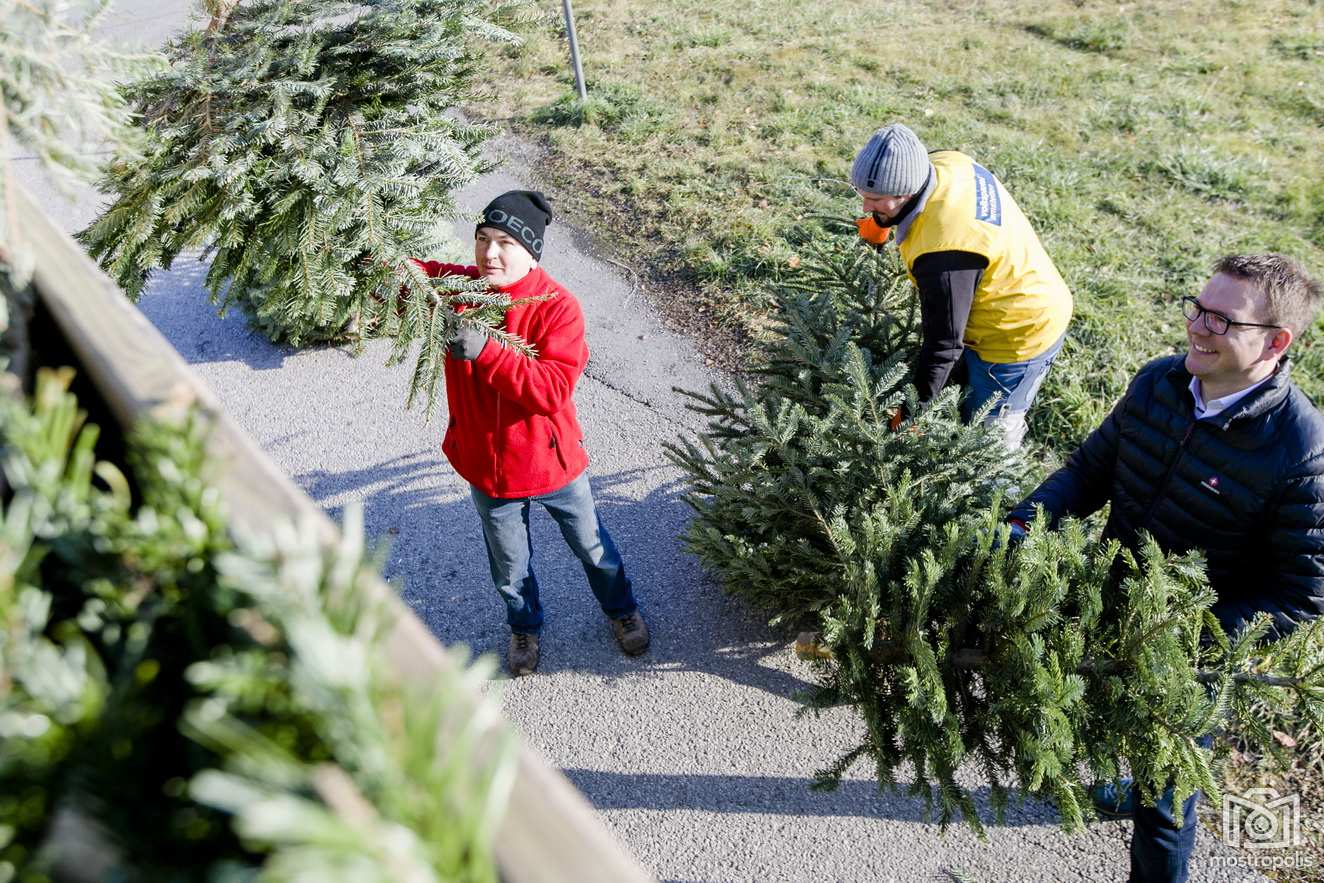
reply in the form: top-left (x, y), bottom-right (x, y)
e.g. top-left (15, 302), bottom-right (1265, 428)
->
top-left (18, 182), bottom-right (654, 883)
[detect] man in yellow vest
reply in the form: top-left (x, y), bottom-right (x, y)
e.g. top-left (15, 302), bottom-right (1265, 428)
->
top-left (852, 123), bottom-right (1073, 448)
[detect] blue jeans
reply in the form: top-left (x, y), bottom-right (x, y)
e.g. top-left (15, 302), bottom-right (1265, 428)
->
top-left (960, 332), bottom-right (1065, 449)
top-left (470, 472), bottom-right (636, 634)
top-left (1130, 734), bottom-right (1213, 883)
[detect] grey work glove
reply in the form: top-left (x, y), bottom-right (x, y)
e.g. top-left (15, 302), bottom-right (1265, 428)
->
top-left (449, 323), bottom-right (489, 361)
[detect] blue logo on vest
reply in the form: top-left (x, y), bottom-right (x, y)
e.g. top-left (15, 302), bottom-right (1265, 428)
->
top-left (972, 162), bottom-right (1002, 226)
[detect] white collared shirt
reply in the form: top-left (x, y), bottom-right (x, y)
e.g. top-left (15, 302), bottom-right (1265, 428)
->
top-left (1188, 374), bottom-right (1273, 421)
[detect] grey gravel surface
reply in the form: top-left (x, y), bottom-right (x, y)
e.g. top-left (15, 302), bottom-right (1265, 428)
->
top-left (13, 2), bottom-right (1271, 880)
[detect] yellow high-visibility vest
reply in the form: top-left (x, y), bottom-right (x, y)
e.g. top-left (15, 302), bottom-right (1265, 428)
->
top-left (899, 151), bottom-right (1073, 363)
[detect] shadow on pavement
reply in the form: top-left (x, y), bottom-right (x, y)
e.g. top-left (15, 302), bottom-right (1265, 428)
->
top-left (138, 259), bottom-right (296, 370)
top-left (563, 768), bottom-right (1060, 828)
top-left (538, 468), bottom-right (821, 700)
top-left (287, 455), bottom-right (821, 702)
top-left (298, 450), bottom-right (450, 527)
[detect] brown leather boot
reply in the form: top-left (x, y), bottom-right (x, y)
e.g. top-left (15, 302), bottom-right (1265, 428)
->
top-left (507, 632), bottom-right (540, 676)
top-left (610, 611), bottom-right (650, 656)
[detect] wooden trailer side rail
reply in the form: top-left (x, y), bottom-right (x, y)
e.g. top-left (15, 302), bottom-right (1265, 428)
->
top-left (17, 182), bottom-right (655, 883)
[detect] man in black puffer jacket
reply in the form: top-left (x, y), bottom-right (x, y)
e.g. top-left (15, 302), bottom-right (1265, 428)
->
top-left (1008, 253), bottom-right (1324, 883)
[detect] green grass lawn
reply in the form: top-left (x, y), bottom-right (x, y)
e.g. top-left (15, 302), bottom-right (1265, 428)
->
top-left (483, 0), bottom-right (1323, 449)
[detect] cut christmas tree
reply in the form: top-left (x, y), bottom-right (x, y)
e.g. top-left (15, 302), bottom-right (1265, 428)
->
top-left (81, 0), bottom-right (532, 412)
top-left (668, 236), bottom-right (1324, 834)
top-left (1, 368), bottom-right (514, 879)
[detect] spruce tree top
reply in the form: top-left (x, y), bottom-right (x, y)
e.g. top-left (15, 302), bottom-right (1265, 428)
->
top-left (83, 0), bottom-right (525, 347)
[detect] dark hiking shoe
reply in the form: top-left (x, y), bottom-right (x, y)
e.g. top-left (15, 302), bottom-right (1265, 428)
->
top-left (611, 610), bottom-right (650, 656)
top-left (1091, 779), bottom-right (1135, 819)
top-left (507, 632), bottom-right (540, 676)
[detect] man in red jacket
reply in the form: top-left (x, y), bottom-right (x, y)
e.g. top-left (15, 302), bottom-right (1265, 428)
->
top-left (414, 190), bottom-right (648, 676)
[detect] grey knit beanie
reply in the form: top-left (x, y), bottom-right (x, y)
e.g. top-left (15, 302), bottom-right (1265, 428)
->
top-left (851, 123), bottom-right (929, 195)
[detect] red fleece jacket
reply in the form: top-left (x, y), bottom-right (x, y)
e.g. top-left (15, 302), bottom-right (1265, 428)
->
top-left (414, 260), bottom-right (590, 498)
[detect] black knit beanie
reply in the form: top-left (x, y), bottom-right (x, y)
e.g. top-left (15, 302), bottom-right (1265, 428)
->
top-left (476, 190), bottom-right (553, 260)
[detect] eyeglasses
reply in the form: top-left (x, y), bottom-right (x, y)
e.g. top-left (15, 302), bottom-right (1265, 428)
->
top-left (1181, 296), bottom-right (1282, 336)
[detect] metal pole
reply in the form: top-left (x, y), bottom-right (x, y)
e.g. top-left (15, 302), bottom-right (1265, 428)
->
top-left (561, 0), bottom-right (587, 101)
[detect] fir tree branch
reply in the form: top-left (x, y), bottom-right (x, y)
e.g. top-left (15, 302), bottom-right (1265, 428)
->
top-left (81, 0), bottom-right (529, 413)
top-left (673, 235), bottom-right (1323, 833)
top-left (794, 633), bottom-right (1311, 689)
top-left (2, 367), bottom-right (514, 878)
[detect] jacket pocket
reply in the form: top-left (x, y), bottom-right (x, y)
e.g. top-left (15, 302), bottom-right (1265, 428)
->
top-left (547, 419), bottom-right (569, 471)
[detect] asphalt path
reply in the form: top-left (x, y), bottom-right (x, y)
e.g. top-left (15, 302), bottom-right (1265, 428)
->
top-left (13, 3), bottom-right (1266, 880)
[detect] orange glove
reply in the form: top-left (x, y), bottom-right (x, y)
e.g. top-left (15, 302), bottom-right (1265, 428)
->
top-left (855, 215), bottom-right (892, 247)
top-left (888, 407), bottom-right (905, 432)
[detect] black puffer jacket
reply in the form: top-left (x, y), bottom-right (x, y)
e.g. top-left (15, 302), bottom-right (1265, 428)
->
top-left (1011, 355), bottom-right (1324, 637)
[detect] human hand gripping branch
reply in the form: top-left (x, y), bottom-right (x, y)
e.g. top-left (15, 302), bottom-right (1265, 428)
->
top-left (362, 259), bottom-right (551, 416)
